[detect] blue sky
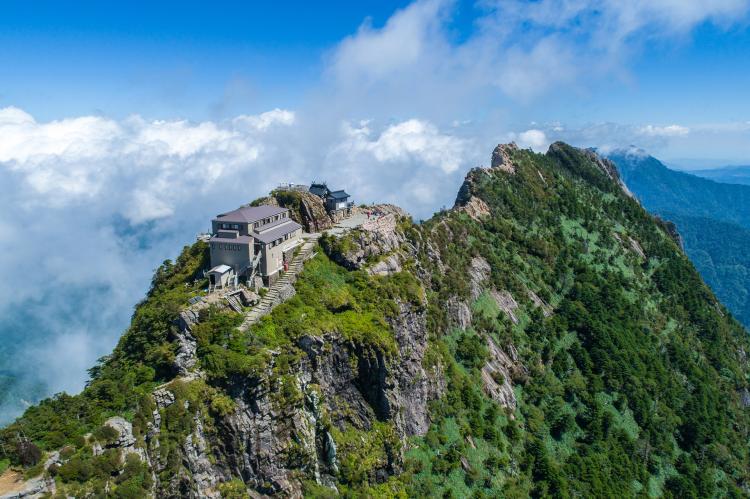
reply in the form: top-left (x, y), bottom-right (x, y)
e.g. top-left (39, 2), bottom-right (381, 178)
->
top-left (2, 0), bottom-right (749, 134)
top-left (0, 1), bottom-right (415, 119)
top-left (1, 0), bottom-right (750, 422)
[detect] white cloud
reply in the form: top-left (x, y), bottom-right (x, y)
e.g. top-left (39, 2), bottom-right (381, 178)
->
top-left (326, 118), bottom-right (474, 216)
top-left (334, 118), bottom-right (468, 173)
top-left (0, 107), bottom-right (299, 418)
top-left (638, 124), bottom-right (690, 137)
top-left (0, 106), bottom-right (290, 221)
top-left (0, 107), bottom-right (120, 165)
top-left (233, 108), bottom-right (296, 130)
top-left (514, 129), bottom-right (549, 151)
top-left (327, 0), bottom-right (750, 106)
top-left (489, 0), bottom-right (750, 47)
top-left (331, 0), bottom-right (447, 82)
top-left (509, 120), bottom-right (750, 166)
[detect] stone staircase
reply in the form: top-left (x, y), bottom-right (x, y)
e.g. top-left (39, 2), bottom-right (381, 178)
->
top-left (239, 234), bottom-right (320, 330)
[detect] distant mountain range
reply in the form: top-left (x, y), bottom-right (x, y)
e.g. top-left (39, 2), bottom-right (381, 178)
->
top-left (608, 149), bottom-right (750, 328)
top-left (688, 165), bottom-right (750, 186)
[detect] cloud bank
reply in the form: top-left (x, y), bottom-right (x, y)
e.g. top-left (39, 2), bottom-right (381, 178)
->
top-left (0, 105), bottom-right (474, 422)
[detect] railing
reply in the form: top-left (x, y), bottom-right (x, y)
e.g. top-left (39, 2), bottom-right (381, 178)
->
top-left (277, 182), bottom-right (309, 192)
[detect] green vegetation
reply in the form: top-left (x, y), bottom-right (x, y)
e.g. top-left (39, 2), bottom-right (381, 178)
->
top-left (0, 242), bottom-right (208, 496)
top-left (391, 144), bottom-right (750, 497)
top-left (332, 421), bottom-right (401, 487)
top-left (1, 143), bottom-right (749, 497)
top-left (659, 212), bottom-right (750, 328)
top-left (0, 230), bottom-right (422, 494)
top-left (251, 252), bottom-right (422, 356)
top-left (610, 150), bottom-right (750, 329)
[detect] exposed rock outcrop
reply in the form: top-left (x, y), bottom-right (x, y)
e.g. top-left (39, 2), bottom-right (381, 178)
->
top-left (627, 236), bottom-right (646, 259)
top-left (740, 388), bottom-right (750, 408)
top-left (446, 297), bottom-right (472, 330)
top-left (468, 256), bottom-right (491, 301)
top-left (135, 293), bottom-right (441, 497)
top-left (454, 168), bottom-right (490, 210)
top-left (368, 254), bottom-right (403, 276)
top-left (324, 210), bottom-right (413, 274)
top-left (455, 195), bottom-right (490, 221)
top-left (491, 143), bottom-right (518, 173)
top-left (255, 190), bottom-right (337, 233)
top-left (481, 337), bottom-right (520, 411)
top-left (490, 290), bottom-right (519, 324)
top-left (527, 290), bottom-right (553, 317)
top-left (655, 216), bottom-right (685, 250)
top-left (174, 327), bottom-right (199, 376)
top-left (386, 301), bottom-right (445, 437)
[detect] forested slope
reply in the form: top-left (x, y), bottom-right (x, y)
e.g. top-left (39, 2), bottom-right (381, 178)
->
top-left (608, 149), bottom-right (750, 331)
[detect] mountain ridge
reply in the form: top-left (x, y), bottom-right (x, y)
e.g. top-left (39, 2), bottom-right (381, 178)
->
top-left (1, 142), bottom-right (749, 498)
top-left (686, 165), bottom-right (750, 186)
top-left (608, 148), bottom-right (750, 229)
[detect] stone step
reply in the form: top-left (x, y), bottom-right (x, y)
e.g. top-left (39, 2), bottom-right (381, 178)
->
top-left (239, 239), bottom-right (320, 329)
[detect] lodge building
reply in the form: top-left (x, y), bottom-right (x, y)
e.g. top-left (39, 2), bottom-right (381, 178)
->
top-left (208, 205), bottom-right (303, 288)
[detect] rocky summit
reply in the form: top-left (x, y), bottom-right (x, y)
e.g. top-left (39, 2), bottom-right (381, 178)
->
top-left (1, 142), bottom-right (749, 498)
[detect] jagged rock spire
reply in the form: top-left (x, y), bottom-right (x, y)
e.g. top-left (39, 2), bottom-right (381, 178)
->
top-left (491, 142), bottom-right (518, 173)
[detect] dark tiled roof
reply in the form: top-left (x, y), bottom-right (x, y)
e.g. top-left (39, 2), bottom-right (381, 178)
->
top-left (309, 183), bottom-right (329, 197)
top-left (253, 220), bottom-right (302, 244)
top-left (328, 190), bottom-right (350, 200)
top-left (215, 205), bottom-right (287, 224)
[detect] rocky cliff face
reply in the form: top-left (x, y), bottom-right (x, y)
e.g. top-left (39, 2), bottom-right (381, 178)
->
top-left (143, 296), bottom-right (444, 498)
top-left (253, 190), bottom-right (337, 233)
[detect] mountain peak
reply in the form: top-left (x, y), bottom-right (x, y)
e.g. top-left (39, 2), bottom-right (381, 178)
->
top-left (490, 142), bottom-right (519, 172)
top-left (546, 141), bottom-right (634, 197)
top-left (605, 145), bottom-right (650, 159)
